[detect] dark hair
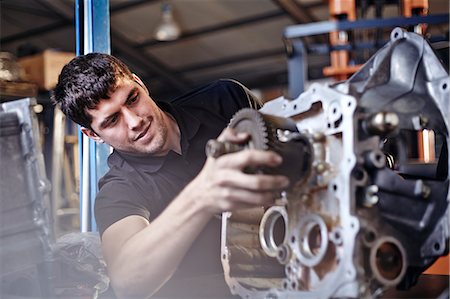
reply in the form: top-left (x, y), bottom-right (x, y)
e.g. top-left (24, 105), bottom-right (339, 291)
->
top-left (52, 53), bottom-right (134, 128)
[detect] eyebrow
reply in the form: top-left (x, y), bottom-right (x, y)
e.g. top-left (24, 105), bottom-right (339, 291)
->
top-left (99, 86), bottom-right (138, 129)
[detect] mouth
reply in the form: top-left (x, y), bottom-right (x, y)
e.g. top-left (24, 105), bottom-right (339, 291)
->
top-left (135, 123), bottom-right (150, 141)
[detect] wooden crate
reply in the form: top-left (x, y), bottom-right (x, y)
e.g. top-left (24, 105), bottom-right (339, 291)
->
top-left (18, 50), bottom-right (75, 91)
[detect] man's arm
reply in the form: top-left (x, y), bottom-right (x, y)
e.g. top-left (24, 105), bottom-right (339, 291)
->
top-left (101, 129), bottom-right (290, 299)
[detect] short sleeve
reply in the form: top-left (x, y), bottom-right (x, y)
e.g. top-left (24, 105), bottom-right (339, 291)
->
top-left (94, 179), bottom-right (150, 237)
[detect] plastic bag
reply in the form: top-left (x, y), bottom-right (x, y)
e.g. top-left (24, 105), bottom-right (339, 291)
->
top-left (53, 232), bottom-right (110, 298)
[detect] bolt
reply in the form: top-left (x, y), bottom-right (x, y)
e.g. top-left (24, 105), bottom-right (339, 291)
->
top-left (419, 115), bottom-right (429, 127)
top-left (363, 185), bottom-right (379, 207)
top-left (412, 115), bottom-right (429, 130)
top-left (312, 132), bottom-right (326, 143)
top-left (277, 129), bottom-right (291, 142)
top-left (315, 162), bottom-right (327, 173)
top-left (366, 111), bottom-right (399, 135)
top-left (205, 139), bottom-right (242, 158)
top-left (414, 180), bottom-right (431, 199)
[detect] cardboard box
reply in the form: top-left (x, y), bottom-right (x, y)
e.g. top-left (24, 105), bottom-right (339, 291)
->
top-left (18, 50), bottom-right (75, 91)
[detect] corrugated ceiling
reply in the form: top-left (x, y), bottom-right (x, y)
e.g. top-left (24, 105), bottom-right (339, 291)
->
top-left (1, 0), bottom-right (448, 101)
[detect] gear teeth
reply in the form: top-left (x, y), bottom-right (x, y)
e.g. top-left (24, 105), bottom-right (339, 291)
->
top-left (229, 108), bottom-right (270, 151)
top-left (264, 120), bottom-right (278, 150)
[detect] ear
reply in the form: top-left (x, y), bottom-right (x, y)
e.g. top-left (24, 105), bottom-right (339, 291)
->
top-left (133, 73), bottom-right (150, 95)
top-left (81, 127), bottom-right (104, 143)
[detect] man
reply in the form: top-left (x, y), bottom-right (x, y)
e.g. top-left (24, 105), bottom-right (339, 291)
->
top-left (52, 53), bottom-right (289, 299)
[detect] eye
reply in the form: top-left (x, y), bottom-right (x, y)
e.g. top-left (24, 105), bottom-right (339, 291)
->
top-left (107, 114), bottom-right (119, 127)
top-left (127, 94), bottom-right (139, 105)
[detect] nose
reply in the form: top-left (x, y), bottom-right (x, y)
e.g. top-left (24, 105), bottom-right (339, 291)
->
top-left (123, 108), bottom-right (143, 130)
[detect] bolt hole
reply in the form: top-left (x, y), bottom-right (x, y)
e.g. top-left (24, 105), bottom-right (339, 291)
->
top-left (333, 107), bottom-right (337, 114)
top-left (291, 235), bottom-right (296, 243)
top-left (293, 104), bottom-right (297, 110)
top-left (334, 231), bottom-right (341, 240)
top-left (374, 241), bottom-right (404, 282)
top-left (365, 231), bottom-right (376, 243)
top-left (443, 83), bottom-right (448, 90)
top-left (286, 265), bottom-right (292, 274)
top-left (352, 167), bottom-right (365, 181)
top-left (394, 32), bottom-right (399, 38)
top-left (333, 184), bottom-right (338, 191)
top-left (278, 248), bottom-right (286, 260)
top-left (434, 243), bottom-right (440, 251)
top-left (222, 254), bottom-right (226, 259)
top-left (348, 101), bottom-right (352, 107)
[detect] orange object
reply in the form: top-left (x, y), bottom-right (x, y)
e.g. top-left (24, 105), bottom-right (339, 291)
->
top-left (18, 50), bottom-right (75, 91)
top-left (329, 0), bottom-right (356, 21)
top-left (324, 0), bottom-right (430, 81)
top-left (323, 64), bottom-right (362, 78)
top-left (424, 254), bottom-right (450, 275)
top-left (417, 129), bottom-right (436, 163)
top-left (326, 0), bottom-right (357, 81)
top-left (402, 0), bottom-right (429, 17)
top-left (402, 0), bottom-right (429, 34)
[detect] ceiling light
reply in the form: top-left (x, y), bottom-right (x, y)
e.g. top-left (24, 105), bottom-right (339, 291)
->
top-left (154, 2), bottom-right (181, 42)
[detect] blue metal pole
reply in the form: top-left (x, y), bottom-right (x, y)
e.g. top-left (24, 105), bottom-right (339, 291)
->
top-left (76, 0), bottom-right (111, 232)
top-left (75, 0), bottom-right (86, 231)
top-left (90, 0), bottom-right (111, 233)
top-left (284, 13), bottom-right (449, 39)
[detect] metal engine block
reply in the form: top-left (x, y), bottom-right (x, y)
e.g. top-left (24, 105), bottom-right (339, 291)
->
top-left (218, 28), bottom-right (449, 299)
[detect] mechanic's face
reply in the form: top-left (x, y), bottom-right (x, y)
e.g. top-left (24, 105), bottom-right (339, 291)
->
top-left (82, 77), bottom-right (173, 156)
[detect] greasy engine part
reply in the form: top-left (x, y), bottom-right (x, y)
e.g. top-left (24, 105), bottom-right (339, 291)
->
top-left (217, 28), bottom-right (449, 299)
top-left (206, 108), bottom-right (313, 187)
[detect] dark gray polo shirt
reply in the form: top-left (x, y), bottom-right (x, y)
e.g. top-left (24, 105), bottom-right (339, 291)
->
top-left (94, 79), bottom-right (259, 298)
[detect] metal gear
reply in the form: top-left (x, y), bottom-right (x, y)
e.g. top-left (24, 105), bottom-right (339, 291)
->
top-left (228, 108), bottom-right (272, 151)
top-left (206, 108), bottom-right (313, 186)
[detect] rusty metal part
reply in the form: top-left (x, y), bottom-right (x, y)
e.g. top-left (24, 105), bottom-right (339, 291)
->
top-left (221, 28), bottom-right (449, 299)
top-left (207, 108), bottom-right (313, 188)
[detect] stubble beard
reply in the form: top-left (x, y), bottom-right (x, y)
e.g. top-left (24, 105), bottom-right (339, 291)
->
top-left (143, 120), bottom-right (168, 156)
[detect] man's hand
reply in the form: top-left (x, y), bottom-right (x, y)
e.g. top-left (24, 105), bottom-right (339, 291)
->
top-left (101, 127), bottom-right (289, 299)
top-left (183, 127), bottom-right (290, 215)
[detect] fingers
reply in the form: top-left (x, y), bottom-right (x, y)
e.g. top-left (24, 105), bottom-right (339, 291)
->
top-left (216, 149), bottom-right (283, 170)
top-left (216, 169), bottom-right (289, 191)
top-left (214, 188), bottom-right (280, 211)
top-left (199, 144), bottom-right (290, 214)
top-left (217, 127), bottom-right (249, 143)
